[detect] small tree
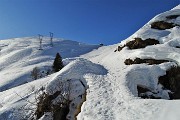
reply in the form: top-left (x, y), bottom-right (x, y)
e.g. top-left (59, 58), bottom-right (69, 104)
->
top-left (53, 53), bottom-right (64, 72)
top-left (31, 67), bottom-right (40, 80)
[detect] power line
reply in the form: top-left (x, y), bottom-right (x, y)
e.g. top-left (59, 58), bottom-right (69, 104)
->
top-left (49, 32), bottom-right (53, 47)
top-left (38, 34), bottom-right (43, 50)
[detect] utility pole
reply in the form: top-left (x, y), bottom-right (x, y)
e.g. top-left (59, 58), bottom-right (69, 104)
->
top-left (49, 32), bottom-right (53, 47)
top-left (38, 34), bottom-right (43, 50)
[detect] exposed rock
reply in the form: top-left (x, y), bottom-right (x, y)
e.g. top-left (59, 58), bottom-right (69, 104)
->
top-left (74, 92), bottom-right (86, 120)
top-left (114, 46), bottom-right (124, 52)
top-left (124, 58), bottom-right (169, 65)
top-left (158, 66), bottom-right (180, 99)
top-left (115, 38), bottom-right (159, 51)
top-left (137, 85), bottom-right (161, 99)
top-left (126, 38), bottom-right (159, 49)
top-left (151, 21), bottom-right (177, 30)
top-left (124, 58), bottom-right (133, 65)
top-left (166, 15), bottom-right (180, 19)
top-left (118, 46), bottom-right (124, 51)
top-left (137, 85), bottom-right (150, 96)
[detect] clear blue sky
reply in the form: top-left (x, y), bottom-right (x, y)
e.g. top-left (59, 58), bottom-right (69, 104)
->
top-left (0, 0), bottom-right (179, 45)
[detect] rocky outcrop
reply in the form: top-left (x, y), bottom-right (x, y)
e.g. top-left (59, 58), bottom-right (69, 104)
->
top-left (158, 66), bottom-right (180, 99)
top-left (166, 15), bottom-right (180, 19)
top-left (137, 85), bottom-right (161, 99)
top-left (151, 21), bottom-right (177, 30)
top-left (124, 58), bottom-right (169, 65)
top-left (115, 38), bottom-right (159, 52)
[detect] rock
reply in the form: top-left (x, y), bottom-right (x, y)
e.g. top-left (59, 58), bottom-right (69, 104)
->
top-left (158, 66), bottom-right (180, 99)
top-left (124, 58), bottom-right (169, 65)
top-left (137, 85), bottom-right (161, 99)
top-left (124, 58), bottom-right (134, 65)
top-left (151, 21), bottom-right (176, 30)
top-left (116, 38), bottom-right (160, 52)
top-left (166, 15), bottom-right (180, 19)
top-left (126, 38), bottom-right (159, 49)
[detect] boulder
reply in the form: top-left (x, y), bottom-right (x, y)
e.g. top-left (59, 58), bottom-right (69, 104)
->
top-left (115, 38), bottom-right (160, 51)
top-left (151, 21), bottom-right (176, 30)
top-left (124, 58), bottom-right (169, 65)
top-left (158, 66), bottom-right (180, 99)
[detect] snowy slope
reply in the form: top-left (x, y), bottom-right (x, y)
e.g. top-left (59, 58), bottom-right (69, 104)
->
top-left (0, 5), bottom-right (180, 120)
top-left (0, 37), bottom-right (100, 91)
top-left (78, 5), bottom-right (180, 120)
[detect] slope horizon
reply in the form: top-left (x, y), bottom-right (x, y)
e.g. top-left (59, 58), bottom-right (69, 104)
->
top-left (0, 1), bottom-right (179, 45)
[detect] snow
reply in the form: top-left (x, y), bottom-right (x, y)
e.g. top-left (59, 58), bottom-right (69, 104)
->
top-left (172, 5), bottom-right (180, 10)
top-left (46, 58), bottom-right (107, 95)
top-left (78, 5), bottom-right (180, 120)
top-left (0, 37), bottom-right (100, 91)
top-left (0, 4), bottom-right (180, 120)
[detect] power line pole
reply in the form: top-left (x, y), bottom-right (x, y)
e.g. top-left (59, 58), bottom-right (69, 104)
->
top-left (38, 34), bottom-right (43, 50)
top-left (49, 32), bottom-right (53, 47)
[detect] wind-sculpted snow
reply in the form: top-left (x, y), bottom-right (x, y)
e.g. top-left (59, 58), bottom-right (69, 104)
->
top-left (125, 63), bottom-right (175, 99)
top-left (45, 58), bottom-right (107, 119)
top-left (46, 58), bottom-right (107, 95)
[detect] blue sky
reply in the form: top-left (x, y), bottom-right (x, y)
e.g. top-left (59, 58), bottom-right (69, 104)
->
top-left (0, 0), bottom-right (179, 45)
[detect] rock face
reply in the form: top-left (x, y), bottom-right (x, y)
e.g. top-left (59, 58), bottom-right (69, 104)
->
top-left (115, 38), bottom-right (159, 52)
top-left (137, 85), bottom-right (161, 99)
top-left (126, 38), bottom-right (159, 49)
top-left (124, 58), bottom-right (169, 65)
top-left (151, 21), bottom-right (177, 30)
top-left (166, 15), bottom-right (180, 19)
top-left (159, 66), bottom-right (180, 99)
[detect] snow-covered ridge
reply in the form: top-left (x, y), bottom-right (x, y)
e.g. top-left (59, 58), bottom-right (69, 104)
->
top-left (172, 4), bottom-right (180, 10)
top-left (80, 5), bottom-right (180, 120)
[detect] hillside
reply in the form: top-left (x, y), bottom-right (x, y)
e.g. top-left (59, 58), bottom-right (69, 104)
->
top-left (0, 37), bottom-right (100, 91)
top-left (0, 5), bottom-right (180, 120)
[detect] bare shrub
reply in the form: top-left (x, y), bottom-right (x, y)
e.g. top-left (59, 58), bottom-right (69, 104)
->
top-left (35, 80), bottom-right (71, 119)
top-left (31, 67), bottom-right (40, 80)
